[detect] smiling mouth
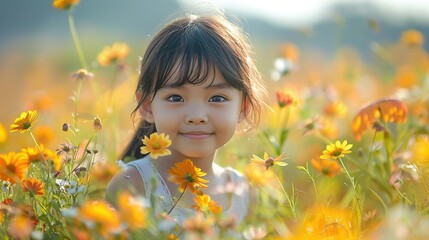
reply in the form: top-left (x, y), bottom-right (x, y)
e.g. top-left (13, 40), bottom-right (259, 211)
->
top-left (181, 132), bottom-right (213, 140)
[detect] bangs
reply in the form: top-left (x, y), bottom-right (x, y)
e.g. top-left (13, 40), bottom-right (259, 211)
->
top-left (161, 52), bottom-right (217, 89)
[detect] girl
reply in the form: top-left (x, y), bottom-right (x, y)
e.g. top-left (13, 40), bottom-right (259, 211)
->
top-left (106, 9), bottom-right (266, 232)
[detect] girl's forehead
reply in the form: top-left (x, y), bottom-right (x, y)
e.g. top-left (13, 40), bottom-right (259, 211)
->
top-left (163, 62), bottom-right (227, 87)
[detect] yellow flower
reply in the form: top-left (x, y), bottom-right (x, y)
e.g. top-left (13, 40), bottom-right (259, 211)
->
top-left (291, 205), bottom-right (357, 239)
top-left (245, 164), bottom-right (276, 186)
top-left (0, 152), bottom-right (29, 184)
top-left (250, 152), bottom-right (288, 170)
top-left (410, 135), bottom-right (429, 167)
top-left (78, 200), bottom-right (121, 237)
top-left (118, 192), bottom-right (147, 230)
top-left (168, 159), bottom-right (208, 194)
top-left (192, 194), bottom-right (222, 215)
top-left (21, 145), bottom-right (46, 163)
top-left (320, 140), bottom-right (353, 160)
top-left (400, 29), bottom-right (424, 47)
top-left (21, 178), bottom-right (45, 196)
top-left (140, 132), bottom-right (172, 159)
top-left (10, 110), bottom-right (39, 133)
top-left (96, 42), bottom-right (130, 66)
top-left (352, 98), bottom-right (407, 141)
top-left (0, 123), bottom-right (7, 143)
top-left (52, 0), bottom-right (80, 10)
top-left (311, 158), bottom-right (342, 177)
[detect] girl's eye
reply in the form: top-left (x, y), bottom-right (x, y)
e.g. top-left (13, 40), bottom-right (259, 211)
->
top-left (209, 95), bottom-right (227, 102)
top-left (166, 95), bottom-right (184, 102)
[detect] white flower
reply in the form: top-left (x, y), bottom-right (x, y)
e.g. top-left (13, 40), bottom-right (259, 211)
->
top-left (55, 179), bottom-right (84, 194)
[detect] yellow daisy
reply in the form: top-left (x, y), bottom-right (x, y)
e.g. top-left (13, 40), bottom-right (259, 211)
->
top-left (192, 194), bottom-right (222, 215)
top-left (52, 0), bottom-right (80, 10)
top-left (21, 178), bottom-right (45, 196)
top-left (311, 158), bottom-right (342, 177)
top-left (320, 140), bottom-right (353, 160)
top-left (140, 132), bottom-right (171, 159)
top-left (168, 159), bottom-right (208, 194)
top-left (96, 42), bottom-right (130, 66)
top-left (250, 152), bottom-right (288, 170)
top-left (10, 110), bottom-right (39, 133)
top-left (0, 152), bottom-right (29, 184)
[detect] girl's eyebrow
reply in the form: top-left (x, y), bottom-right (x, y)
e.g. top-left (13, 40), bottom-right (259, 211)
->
top-left (161, 83), bottom-right (233, 89)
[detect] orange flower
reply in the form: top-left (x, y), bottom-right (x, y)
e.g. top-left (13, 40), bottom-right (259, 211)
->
top-left (78, 200), bottom-right (121, 237)
top-left (250, 152), bottom-right (288, 170)
top-left (320, 140), bottom-right (353, 160)
top-left (96, 42), bottom-right (130, 66)
top-left (117, 192), bottom-right (147, 230)
top-left (140, 132), bottom-right (171, 159)
top-left (394, 65), bottom-right (418, 88)
top-left (10, 110), bottom-right (39, 133)
top-left (400, 29), bottom-right (424, 47)
top-left (8, 215), bottom-right (34, 240)
top-left (352, 98), bottom-right (407, 141)
top-left (168, 159), bottom-right (208, 194)
top-left (21, 178), bottom-right (45, 196)
top-left (52, 0), bottom-right (80, 10)
top-left (0, 152), bottom-right (29, 184)
top-left (192, 194), bottom-right (222, 215)
top-left (275, 91), bottom-right (295, 108)
top-left (311, 158), bottom-right (342, 177)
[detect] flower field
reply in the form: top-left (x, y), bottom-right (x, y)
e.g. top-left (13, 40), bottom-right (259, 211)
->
top-left (1, 1), bottom-right (429, 239)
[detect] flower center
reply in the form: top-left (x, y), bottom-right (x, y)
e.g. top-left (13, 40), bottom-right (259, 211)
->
top-left (332, 149), bottom-right (343, 157)
top-left (185, 174), bottom-right (194, 183)
top-left (152, 143), bottom-right (161, 150)
top-left (23, 122), bottom-right (31, 130)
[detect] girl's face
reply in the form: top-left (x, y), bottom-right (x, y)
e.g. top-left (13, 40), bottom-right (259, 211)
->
top-left (141, 67), bottom-right (245, 159)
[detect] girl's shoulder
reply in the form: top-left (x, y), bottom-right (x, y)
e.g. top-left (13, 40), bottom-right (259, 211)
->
top-left (105, 162), bottom-right (146, 207)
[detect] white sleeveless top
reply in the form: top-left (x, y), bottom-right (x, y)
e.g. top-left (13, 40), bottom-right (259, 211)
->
top-left (126, 157), bottom-right (249, 231)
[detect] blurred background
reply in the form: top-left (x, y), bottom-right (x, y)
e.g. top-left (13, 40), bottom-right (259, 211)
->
top-left (1, 0), bottom-right (428, 159)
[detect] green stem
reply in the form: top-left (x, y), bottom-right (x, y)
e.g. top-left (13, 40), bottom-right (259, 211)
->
top-left (272, 170), bottom-right (298, 222)
top-left (167, 183), bottom-right (188, 215)
top-left (68, 12), bottom-right (88, 68)
top-left (339, 157), bottom-right (362, 229)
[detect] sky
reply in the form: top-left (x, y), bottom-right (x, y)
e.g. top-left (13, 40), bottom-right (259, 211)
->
top-left (178, 0), bottom-right (429, 27)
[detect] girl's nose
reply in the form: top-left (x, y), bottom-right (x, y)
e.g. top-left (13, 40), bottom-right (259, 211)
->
top-left (185, 112), bottom-right (208, 125)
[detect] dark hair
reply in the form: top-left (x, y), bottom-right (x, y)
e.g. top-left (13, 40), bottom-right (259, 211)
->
top-left (120, 11), bottom-right (266, 161)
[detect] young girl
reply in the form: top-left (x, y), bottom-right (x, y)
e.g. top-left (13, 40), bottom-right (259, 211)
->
top-left (106, 9), bottom-right (266, 232)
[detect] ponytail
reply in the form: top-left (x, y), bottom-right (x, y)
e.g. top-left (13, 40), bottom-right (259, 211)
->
top-left (119, 120), bottom-right (156, 162)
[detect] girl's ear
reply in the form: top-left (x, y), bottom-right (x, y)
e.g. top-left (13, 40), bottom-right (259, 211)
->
top-left (136, 91), bottom-right (154, 123)
top-left (238, 99), bottom-right (249, 123)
